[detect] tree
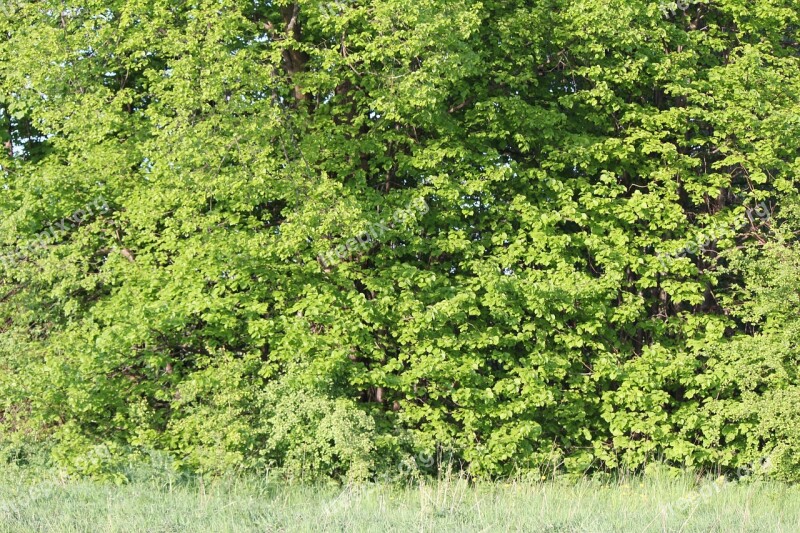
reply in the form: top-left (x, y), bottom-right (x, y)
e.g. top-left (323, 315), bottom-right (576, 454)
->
top-left (0, 0), bottom-right (798, 479)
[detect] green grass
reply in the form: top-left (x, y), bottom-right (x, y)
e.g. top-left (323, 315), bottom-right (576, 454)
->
top-left (0, 471), bottom-right (799, 532)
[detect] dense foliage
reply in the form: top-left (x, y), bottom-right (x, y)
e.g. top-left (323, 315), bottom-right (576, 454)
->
top-left (0, 0), bottom-right (798, 481)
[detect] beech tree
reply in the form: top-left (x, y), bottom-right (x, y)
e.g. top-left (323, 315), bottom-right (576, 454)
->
top-left (0, 1), bottom-right (798, 480)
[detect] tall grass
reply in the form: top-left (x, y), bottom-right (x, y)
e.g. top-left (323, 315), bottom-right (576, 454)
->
top-left (0, 468), bottom-right (798, 532)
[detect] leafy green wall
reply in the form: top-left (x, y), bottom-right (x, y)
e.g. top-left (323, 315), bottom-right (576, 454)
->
top-left (0, 0), bottom-right (798, 480)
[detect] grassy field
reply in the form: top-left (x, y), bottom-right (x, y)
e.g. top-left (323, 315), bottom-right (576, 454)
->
top-left (0, 471), bottom-right (799, 532)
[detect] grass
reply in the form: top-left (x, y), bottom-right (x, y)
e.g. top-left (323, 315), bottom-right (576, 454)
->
top-left (0, 470), bottom-right (799, 532)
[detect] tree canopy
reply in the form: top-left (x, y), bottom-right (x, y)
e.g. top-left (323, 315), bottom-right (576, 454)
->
top-left (1, 0), bottom-right (799, 481)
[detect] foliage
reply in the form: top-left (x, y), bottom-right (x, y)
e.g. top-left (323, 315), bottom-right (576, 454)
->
top-left (0, 0), bottom-right (799, 480)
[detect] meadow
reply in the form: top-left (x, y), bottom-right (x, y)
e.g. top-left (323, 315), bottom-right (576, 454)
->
top-left (0, 471), bottom-right (798, 532)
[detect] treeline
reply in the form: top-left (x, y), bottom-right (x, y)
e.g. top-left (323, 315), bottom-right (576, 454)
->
top-left (0, 0), bottom-right (799, 481)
